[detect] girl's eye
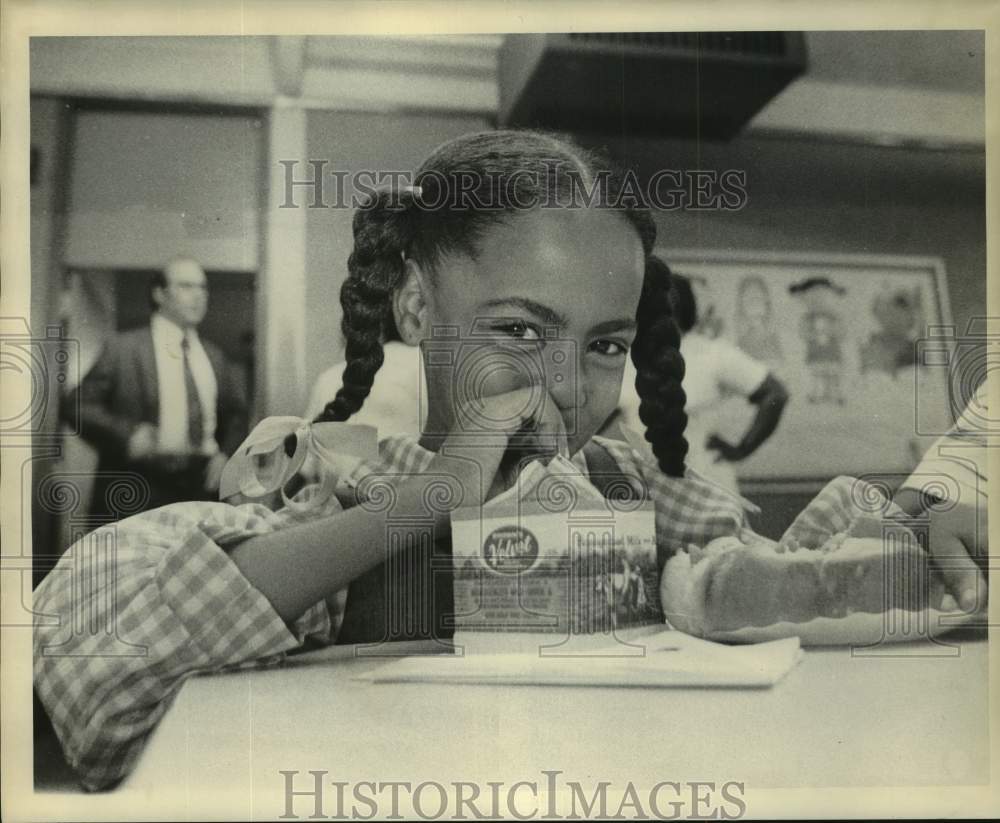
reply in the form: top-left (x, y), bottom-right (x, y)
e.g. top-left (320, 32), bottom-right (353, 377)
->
top-left (496, 321), bottom-right (541, 341)
top-left (590, 339), bottom-right (629, 357)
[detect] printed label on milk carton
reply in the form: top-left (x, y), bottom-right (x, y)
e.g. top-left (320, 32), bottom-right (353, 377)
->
top-left (450, 502), bottom-right (661, 634)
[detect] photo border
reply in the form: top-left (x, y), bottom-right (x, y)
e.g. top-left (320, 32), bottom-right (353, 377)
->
top-left (2, 1), bottom-right (998, 819)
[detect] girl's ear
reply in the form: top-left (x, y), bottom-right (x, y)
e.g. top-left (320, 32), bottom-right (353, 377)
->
top-left (392, 259), bottom-right (430, 345)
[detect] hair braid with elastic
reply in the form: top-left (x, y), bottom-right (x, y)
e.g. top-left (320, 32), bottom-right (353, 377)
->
top-left (314, 189), bottom-right (415, 422)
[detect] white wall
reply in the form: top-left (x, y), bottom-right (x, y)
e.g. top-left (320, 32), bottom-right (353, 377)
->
top-left (64, 108), bottom-right (263, 271)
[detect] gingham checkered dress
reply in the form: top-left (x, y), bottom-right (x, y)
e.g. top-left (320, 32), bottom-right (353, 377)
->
top-left (34, 433), bottom-right (774, 790)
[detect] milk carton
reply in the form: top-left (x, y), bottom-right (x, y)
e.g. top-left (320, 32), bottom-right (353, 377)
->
top-left (449, 456), bottom-right (662, 634)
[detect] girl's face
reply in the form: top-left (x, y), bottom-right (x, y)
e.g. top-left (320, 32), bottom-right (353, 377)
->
top-left (419, 207), bottom-right (645, 455)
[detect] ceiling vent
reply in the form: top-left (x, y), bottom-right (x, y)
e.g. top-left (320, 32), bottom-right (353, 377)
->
top-left (499, 32), bottom-right (807, 140)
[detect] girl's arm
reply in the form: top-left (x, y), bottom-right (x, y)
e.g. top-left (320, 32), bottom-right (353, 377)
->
top-left (33, 473), bottom-right (456, 791)
top-left (742, 373), bottom-right (790, 453)
top-left (228, 472), bottom-right (457, 623)
top-left (35, 386), bottom-right (553, 789)
top-left (707, 373), bottom-right (789, 462)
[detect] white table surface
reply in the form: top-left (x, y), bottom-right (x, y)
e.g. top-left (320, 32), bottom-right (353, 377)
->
top-left (119, 627), bottom-right (989, 817)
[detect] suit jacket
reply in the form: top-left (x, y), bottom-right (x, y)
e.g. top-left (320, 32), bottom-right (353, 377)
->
top-left (65, 325), bottom-right (248, 470)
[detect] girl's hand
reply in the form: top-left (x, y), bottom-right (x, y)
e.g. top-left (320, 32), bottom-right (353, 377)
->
top-left (426, 385), bottom-right (567, 512)
top-left (927, 500), bottom-right (988, 613)
top-left (894, 487), bottom-right (988, 613)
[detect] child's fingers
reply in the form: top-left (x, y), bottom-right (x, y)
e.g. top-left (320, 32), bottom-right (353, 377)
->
top-left (461, 384), bottom-right (552, 437)
top-left (447, 387), bottom-right (568, 502)
top-left (498, 390), bottom-right (566, 463)
top-left (532, 389), bottom-right (568, 441)
top-left (929, 529), bottom-right (987, 613)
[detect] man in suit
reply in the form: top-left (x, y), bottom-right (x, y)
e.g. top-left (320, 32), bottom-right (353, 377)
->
top-left (66, 258), bottom-right (248, 521)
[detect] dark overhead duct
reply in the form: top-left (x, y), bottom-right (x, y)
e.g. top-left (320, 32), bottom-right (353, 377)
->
top-left (499, 32), bottom-right (808, 141)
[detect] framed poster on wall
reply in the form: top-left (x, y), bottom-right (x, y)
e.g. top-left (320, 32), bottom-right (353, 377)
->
top-left (660, 250), bottom-right (957, 489)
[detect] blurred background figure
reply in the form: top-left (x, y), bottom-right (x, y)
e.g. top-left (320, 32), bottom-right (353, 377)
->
top-left (237, 329), bottom-right (258, 422)
top-left (612, 259), bottom-right (790, 494)
top-left (305, 338), bottom-right (425, 436)
top-left (64, 257), bottom-right (248, 520)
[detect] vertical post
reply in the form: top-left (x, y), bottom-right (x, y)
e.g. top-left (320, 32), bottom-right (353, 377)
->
top-left (30, 97), bottom-right (74, 580)
top-left (262, 102), bottom-right (308, 416)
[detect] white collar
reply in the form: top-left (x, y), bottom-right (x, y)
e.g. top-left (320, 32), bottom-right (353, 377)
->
top-left (151, 312), bottom-right (198, 345)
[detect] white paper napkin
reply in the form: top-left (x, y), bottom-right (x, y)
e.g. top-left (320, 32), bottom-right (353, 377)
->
top-left (362, 630), bottom-right (802, 689)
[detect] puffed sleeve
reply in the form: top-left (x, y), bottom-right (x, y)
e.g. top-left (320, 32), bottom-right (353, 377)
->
top-left (591, 435), bottom-right (752, 556)
top-left (33, 498), bottom-right (336, 791)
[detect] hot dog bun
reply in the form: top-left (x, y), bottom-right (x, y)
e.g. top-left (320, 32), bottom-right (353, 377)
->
top-left (661, 533), bottom-right (946, 637)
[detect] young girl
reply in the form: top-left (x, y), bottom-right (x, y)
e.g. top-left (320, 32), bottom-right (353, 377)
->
top-left (33, 129), bottom-right (761, 790)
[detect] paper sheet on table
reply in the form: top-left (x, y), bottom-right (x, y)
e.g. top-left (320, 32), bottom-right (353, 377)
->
top-left (363, 630), bottom-right (803, 688)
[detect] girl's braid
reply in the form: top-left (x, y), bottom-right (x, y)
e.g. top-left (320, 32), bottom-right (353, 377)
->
top-left (314, 189), bottom-right (416, 423)
top-left (631, 255), bottom-right (689, 477)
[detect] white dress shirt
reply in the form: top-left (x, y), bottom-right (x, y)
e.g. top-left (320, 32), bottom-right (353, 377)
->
top-left (151, 313), bottom-right (218, 455)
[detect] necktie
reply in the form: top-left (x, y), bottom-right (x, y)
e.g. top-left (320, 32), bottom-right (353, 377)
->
top-left (181, 335), bottom-right (204, 451)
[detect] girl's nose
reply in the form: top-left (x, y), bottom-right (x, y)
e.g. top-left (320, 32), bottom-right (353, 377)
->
top-left (545, 349), bottom-right (586, 417)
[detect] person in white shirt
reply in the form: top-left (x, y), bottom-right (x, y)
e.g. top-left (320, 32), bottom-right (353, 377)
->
top-left (305, 339), bottom-right (426, 436)
top-left (66, 258), bottom-right (248, 520)
top-left (610, 263), bottom-right (790, 494)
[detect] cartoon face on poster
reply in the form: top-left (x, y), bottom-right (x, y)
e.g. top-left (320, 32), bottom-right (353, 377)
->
top-left (735, 274), bottom-right (784, 364)
top-left (788, 277), bottom-right (847, 405)
top-left (664, 252), bottom-right (955, 483)
top-left (859, 284), bottom-right (926, 376)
